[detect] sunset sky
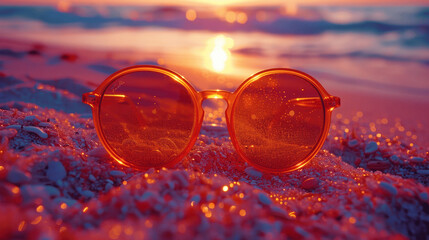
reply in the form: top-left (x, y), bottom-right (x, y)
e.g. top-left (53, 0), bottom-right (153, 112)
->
top-left (2, 0), bottom-right (429, 6)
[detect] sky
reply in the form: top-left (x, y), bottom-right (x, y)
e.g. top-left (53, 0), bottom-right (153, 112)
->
top-left (1, 0), bottom-right (429, 6)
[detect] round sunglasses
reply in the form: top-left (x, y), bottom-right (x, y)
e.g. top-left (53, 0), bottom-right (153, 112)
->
top-left (83, 65), bottom-right (340, 173)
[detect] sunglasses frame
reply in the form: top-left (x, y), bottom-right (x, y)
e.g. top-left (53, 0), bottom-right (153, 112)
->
top-left (83, 65), bottom-right (340, 173)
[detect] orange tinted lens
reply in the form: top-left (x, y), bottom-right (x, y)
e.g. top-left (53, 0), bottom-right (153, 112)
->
top-left (232, 72), bottom-right (324, 172)
top-left (99, 70), bottom-right (195, 169)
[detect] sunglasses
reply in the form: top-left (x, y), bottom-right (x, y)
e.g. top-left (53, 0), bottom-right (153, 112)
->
top-left (83, 65), bottom-right (340, 173)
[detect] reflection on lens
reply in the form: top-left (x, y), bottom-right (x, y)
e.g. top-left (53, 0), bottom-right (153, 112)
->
top-left (232, 72), bottom-right (324, 171)
top-left (99, 70), bottom-right (195, 168)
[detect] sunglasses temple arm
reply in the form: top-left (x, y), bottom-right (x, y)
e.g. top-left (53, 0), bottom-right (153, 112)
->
top-left (82, 92), bottom-right (148, 122)
top-left (288, 96), bottom-right (340, 110)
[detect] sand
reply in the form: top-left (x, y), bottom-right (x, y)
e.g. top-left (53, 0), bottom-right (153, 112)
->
top-left (0, 38), bottom-right (428, 239)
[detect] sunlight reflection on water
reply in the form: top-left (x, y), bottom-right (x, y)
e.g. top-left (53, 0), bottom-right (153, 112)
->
top-left (207, 34), bottom-right (233, 73)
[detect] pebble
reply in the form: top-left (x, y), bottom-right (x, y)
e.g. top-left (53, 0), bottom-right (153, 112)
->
top-left (389, 155), bottom-right (400, 164)
top-left (110, 170), bottom-right (126, 177)
top-left (46, 161), bottom-right (67, 181)
top-left (379, 182), bottom-right (397, 196)
top-left (172, 171), bottom-right (189, 187)
top-left (295, 227), bottom-right (310, 238)
top-left (410, 157), bottom-right (424, 163)
top-left (364, 141), bottom-right (378, 154)
top-left (6, 124), bottom-right (21, 130)
top-left (6, 168), bottom-right (30, 184)
top-left (54, 197), bottom-right (78, 207)
top-left (20, 184), bottom-right (59, 203)
top-left (301, 177), bottom-right (319, 190)
top-left (23, 126), bottom-right (48, 139)
top-left (348, 139), bottom-right (359, 148)
top-left (270, 206), bottom-right (287, 218)
top-left (88, 147), bottom-right (109, 158)
top-left (190, 194), bottom-right (201, 204)
top-left (20, 185), bottom-right (48, 202)
top-left (81, 190), bottom-right (95, 198)
top-left (89, 174), bottom-right (97, 182)
top-left (105, 182), bottom-right (113, 191)
top-left (416, 170), bottom-right (429, 175)
top-left (44, 185), bottom-right (60, 197)
top-left (0, 128), bottom-right (18, 139)
top-left (38, 122), bottom-right (51, 127)
top-left (419, 192), bottom-right (428, 202)
top-left (24, 115), bottom-right (40, 122)
top-left (245, 167), bottom-right (263, 178)
top-left (255, 220), bottom-right (272, 233)
top-left (206, 193), bottom-right (214, 202)
top-left (258, 193), bottom-right (272, 205)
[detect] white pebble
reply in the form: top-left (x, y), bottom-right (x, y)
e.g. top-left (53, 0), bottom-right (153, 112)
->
top-left (245, 167), bottom-right (262, 178)
top-left (364, 141), bottom-right (378, 154)
top-left (379, 182), bottom-right (397, 196)
top-left (46, 161), bottom-right (67, 181)
top-left (110, 170), bottom-right (126, 177)
top-left (258, 193), bottom-right (272, 205)
top-left (23, 126), bottom-right (48, 139)
top-left (6, 124), bottom-right (21, 130)
top-left (7, 168), bottom-right (30, 184)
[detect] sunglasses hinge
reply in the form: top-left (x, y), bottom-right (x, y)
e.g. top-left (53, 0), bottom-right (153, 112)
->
top-left (82, 92), bottom-right (99, 107)
top-left (325, 96), bottom-right (341, 110)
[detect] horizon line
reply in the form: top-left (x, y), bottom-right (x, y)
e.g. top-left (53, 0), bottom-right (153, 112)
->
top-left (2, 0), bottom-right (429, 7)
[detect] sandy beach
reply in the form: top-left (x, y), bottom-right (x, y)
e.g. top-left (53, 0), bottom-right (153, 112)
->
top-left (1, 4), bottom-right (429, 239)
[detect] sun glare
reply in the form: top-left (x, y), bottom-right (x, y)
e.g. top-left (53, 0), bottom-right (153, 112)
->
top-left (208, 35), bottom-right (233, 72)
top-left (186, 9), bottom-right (197, 21)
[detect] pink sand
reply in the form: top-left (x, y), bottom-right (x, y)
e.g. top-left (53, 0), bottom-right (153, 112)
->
top-left (0, 39), bottom-right (428, 239)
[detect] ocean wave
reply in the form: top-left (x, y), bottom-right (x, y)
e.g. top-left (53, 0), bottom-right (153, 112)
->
top-left (0, 6), bottom-right (428, 38)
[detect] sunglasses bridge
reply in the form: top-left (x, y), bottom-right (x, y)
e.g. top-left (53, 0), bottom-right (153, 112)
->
top-left (199, 90), bottom-right (231, 99)
top-left (199, 89), bottom-right (232, 101)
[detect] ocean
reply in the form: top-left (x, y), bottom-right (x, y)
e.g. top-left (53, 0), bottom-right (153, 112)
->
top-left (0, 5), bottom-right (428, 97)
